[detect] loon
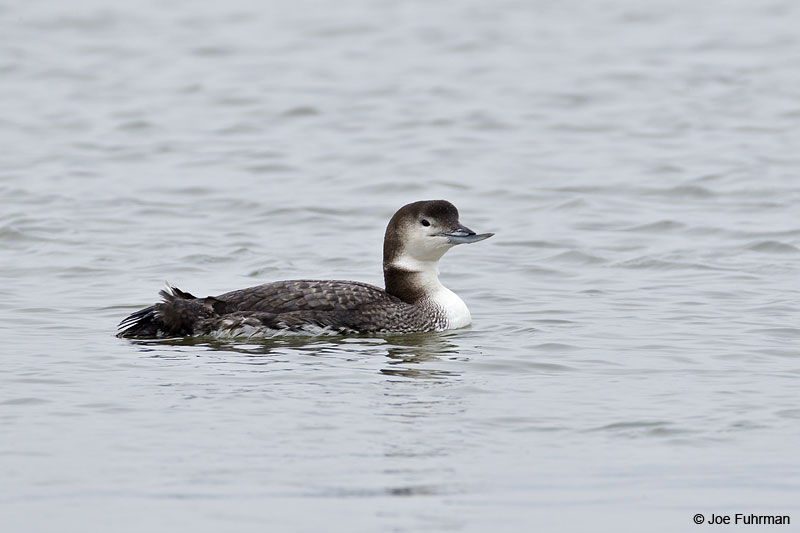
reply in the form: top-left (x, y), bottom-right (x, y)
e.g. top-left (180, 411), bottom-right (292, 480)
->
top-left (117, 200), bottom-right (493, 338)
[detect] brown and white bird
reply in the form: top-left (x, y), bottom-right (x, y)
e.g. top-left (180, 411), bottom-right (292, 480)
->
top-left (117, 200), bottom-right (493, 338)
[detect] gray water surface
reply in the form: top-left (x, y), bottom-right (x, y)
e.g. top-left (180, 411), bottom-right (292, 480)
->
top-left (2, 0), bottom-right (800, 531)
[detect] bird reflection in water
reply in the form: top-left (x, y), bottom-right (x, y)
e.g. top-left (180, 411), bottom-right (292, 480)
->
top-left (128, 331), bottom-right (465, 379)
top-left (378, 332), bottom-right (462, 379)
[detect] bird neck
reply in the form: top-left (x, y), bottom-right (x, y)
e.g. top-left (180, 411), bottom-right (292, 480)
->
top-left (383, 259), bottom-right (443, 304)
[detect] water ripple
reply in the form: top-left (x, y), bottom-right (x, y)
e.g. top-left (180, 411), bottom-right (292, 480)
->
top-left (744, 241), bottom-right (799, 254)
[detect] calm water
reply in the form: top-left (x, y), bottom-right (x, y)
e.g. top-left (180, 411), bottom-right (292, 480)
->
top-left (2, 0), bottom-right (799, 531)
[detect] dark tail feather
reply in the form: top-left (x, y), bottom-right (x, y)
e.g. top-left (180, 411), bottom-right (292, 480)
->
top-left (117, 286), bottom-right (219, 338)
top-left (117, 304), bottom-right (160, 338)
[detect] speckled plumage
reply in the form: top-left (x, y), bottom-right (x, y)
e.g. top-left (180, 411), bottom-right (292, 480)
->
top-left (117, 200), bottom-right (491, 338)
top-left (118, 281), bottom-right (446, 338)
top-left (217, 280), bottom-right (448, 335)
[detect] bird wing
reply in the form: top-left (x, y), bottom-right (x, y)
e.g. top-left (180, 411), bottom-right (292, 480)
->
top-left (213, 279), bottom-right (399, 314)
top-left (205, 280), bottom-right (418, 334)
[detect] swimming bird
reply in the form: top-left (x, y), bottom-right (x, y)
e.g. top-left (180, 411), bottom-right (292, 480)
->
top-left (117, 200), bottom-right (493, 338)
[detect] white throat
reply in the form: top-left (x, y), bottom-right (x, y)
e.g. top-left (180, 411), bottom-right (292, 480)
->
top-left (389, 256), bottom-right (472, 330)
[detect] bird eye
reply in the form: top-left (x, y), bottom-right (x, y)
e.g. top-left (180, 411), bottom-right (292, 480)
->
top-left (421, 219), bottom-right (430, 227)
